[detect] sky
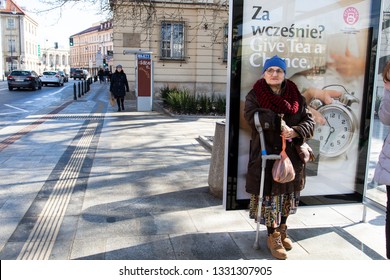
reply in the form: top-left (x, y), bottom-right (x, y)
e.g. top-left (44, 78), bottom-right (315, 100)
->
top-left (14, 0), bottom-right (109, 49)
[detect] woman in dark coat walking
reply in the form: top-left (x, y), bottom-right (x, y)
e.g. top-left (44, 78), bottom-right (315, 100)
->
top-left (110, 65), bottom-right (129, 111)
top-left (244, 55), bottom-right (315, 259)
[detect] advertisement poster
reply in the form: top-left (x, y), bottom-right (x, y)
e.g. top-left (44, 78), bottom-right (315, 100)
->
top-left (226, 0), bottom-right (381, 208)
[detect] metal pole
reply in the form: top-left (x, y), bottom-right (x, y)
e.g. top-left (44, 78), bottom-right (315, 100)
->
top-left (73, 83), bottom-right (77, 100)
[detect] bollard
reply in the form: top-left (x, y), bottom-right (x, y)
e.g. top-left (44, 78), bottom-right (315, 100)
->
top-left (73, 83), bottom-right (77, 100)
top-left (78, 82), bottom-right (81, 98)
top-left (208, 121), bottom-right (225, 199)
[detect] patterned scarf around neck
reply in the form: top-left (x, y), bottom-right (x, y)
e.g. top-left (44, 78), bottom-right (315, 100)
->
top-left (253, 78), bottom-right (300, 114)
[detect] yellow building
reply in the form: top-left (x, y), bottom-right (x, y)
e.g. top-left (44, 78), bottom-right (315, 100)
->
top-left (69, 20), bottom-right (114, 76)
top-left (0, 0), bottom-right (39, 77)
top-left (110, 0), bottom-right (229, 96)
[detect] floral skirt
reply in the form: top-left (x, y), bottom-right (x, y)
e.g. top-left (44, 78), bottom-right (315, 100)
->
top-left (249, 192), bottom-right (300, 228)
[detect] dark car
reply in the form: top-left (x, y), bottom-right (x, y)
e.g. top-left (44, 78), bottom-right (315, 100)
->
top-left (70, 68), bottom-right (77, 78)
top-left (73, 69), bottom-right (89, 80)
top-left (7, 70), bottom-right (42, 91)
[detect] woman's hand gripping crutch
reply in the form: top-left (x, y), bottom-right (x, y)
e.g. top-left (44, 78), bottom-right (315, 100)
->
top-left (253, 112), bottom-right (281, 249)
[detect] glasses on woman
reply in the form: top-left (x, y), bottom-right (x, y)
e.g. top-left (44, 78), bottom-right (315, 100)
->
top-left (265, 68), bottom-right (284, 75)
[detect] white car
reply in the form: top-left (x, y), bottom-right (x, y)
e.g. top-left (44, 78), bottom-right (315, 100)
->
top-left (40, 71), bottom-right (64, 86)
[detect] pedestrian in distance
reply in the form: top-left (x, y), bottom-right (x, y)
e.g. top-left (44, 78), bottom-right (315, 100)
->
top-left (373, 60), bottom-right (390, 260)
top-left (98, 67), bottom-right (105, 84)
top-left (108, 70), bottom-right (112, 83)
top-left (244, 55), bottom-right (315, 260)
top-left (110, 65), bottom-right (129, 112)
top-left (104, 68), bottom-right (110, 83)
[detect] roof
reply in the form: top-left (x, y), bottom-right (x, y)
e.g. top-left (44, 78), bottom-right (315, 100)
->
top-left (0, 0), bottom-right (25, 15)
top-left (71, 25), bottom-right (101, 37)
top-left (70, 20), bottom-right (113, 38)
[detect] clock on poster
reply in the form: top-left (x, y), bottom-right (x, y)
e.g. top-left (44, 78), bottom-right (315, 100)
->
top-left (310, 85), bottom-right (359, 158)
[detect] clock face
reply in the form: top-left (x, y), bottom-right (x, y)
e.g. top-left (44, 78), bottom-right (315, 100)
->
top-left (313, 104), bottom-right (355, 158)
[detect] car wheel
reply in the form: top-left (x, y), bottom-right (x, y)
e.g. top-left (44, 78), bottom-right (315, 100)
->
top-left (38, 83), bottom-right (42, 90)
top-left (32, 84), bottom-right (37, 91)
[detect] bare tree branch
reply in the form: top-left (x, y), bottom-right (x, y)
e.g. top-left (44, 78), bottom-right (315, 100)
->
top-left (33, 0), bottom-right (229, 46)
top-left (25, 0), bottom-right (111, 17)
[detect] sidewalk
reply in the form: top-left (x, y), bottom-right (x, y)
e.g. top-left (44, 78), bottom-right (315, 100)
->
top-left (0, 82), bottom-right (387, 260)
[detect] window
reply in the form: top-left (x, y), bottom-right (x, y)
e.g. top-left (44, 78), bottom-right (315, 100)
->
top-left (7, 18), bottom-right (15, 29)
top-left (161, 22), bottom-right (185, 60)
top-left (8, 39), bottom-right (16, 53)
top-left (223, 24), bottom-right (228, 62)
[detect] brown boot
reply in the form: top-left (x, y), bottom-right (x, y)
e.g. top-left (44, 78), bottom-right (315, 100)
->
top-left (278, 224), bottom-right (293, 250)
top-left (267, 231), bottom-right (287, 260)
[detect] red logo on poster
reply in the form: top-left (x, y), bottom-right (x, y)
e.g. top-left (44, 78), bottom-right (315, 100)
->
top-left (343, 7), bottom-right (359, 25)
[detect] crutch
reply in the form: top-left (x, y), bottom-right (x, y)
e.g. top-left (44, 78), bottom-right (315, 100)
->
top-left (253, 112), bottom-right (281, 249)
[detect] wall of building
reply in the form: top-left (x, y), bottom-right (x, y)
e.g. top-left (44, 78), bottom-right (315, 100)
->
top-left (112, 1), bottom-right (229, 97)
top-left (21, 14), bottom-right (40, 72)
top-left (0, 0), bottom-right (47, 76)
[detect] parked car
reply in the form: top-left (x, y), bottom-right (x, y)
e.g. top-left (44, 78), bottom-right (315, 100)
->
top-left (70, 68), bottom-right (77, 78)
top-left (7, 70), bottom-right (42, 91)
top-left (59, 71), bottom-right (69, 82)
top-left (40, 71), bottom-right (64, 86)
top-left (73, 69), bottom-right (89, 80)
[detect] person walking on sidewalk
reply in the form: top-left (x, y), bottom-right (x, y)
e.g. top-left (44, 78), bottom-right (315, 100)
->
top-left (104, 68), bottom-right (110, 83)
top-left (110, 65), bottom-right (129, 112)
top-left (244, 55), bottom-right (315, 260)
top-left (373, 60), bottom-right (390, 260)
top-left (98, 67), bottom-right (105, 84)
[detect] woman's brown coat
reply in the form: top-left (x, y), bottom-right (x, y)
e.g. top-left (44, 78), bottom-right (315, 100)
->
top-left (244, 81), bottom-right (315, 196)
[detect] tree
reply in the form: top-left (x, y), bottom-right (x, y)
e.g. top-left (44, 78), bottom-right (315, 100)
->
top-left (36, 0), bottom-right (229, 46)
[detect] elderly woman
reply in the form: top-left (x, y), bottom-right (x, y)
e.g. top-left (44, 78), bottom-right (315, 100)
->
top-left (244, 55), bottom-right (315, 259)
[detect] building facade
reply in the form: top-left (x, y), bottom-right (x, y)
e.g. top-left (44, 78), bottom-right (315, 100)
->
top-left (0, 0), bottom-right (69, 77)
top-left (69, 20), bottom-right (114, 76)
top-left (38, 45), bottom-right (70, 75)
top-left (0, 0), bottom-right (39, 77)
top-left (110, 0), bottom-right (229, 96)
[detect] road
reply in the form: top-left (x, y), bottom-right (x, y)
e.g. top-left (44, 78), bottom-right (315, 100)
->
top-left (0, 79), bottom-right (87, 129)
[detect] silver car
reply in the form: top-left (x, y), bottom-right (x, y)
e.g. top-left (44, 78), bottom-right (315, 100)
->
top-left (40, 71), bottom-right (64, 86)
